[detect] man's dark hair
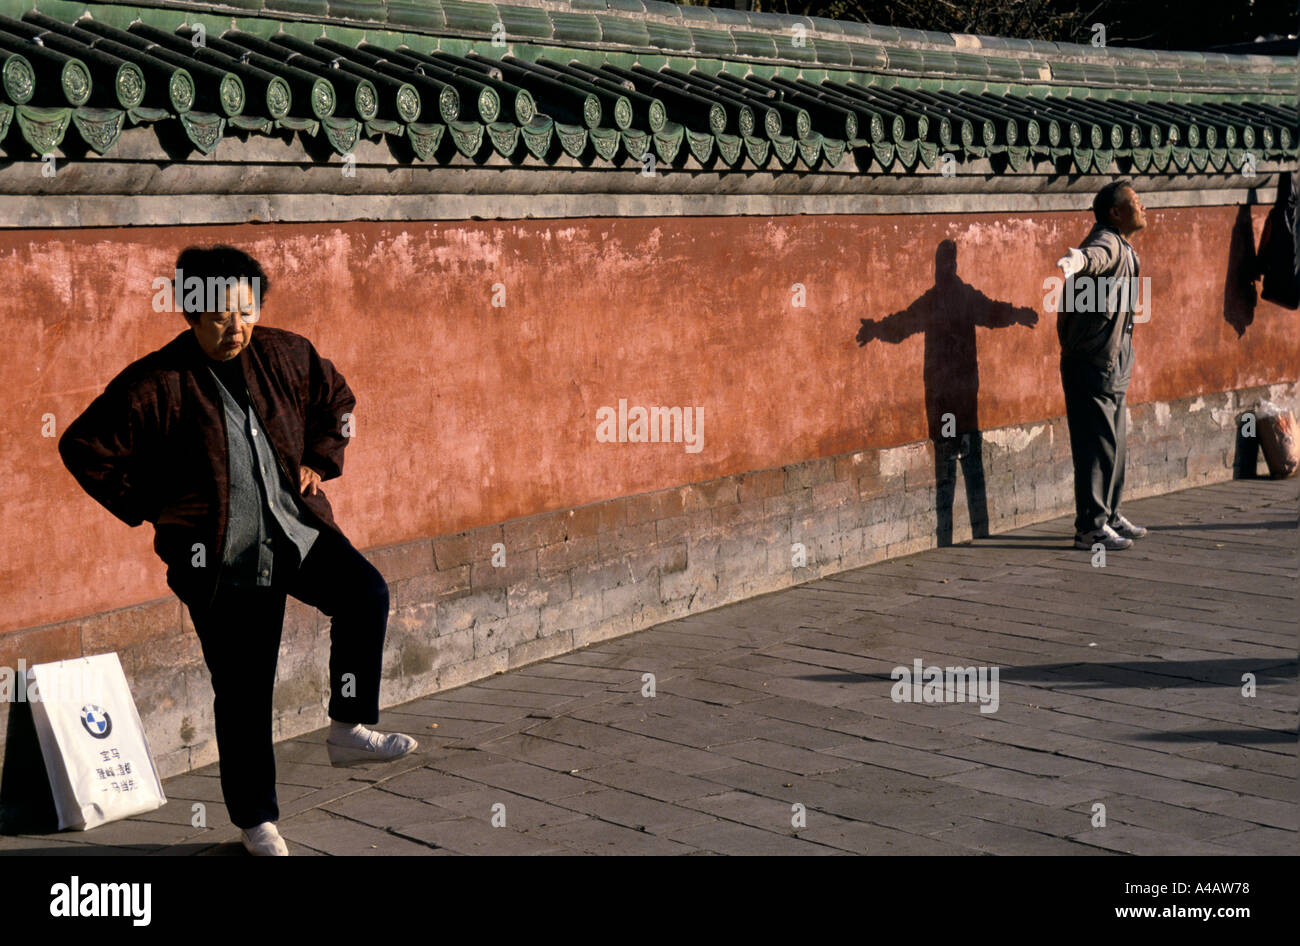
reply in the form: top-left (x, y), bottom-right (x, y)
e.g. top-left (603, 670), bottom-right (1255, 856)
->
top-left (174, 245), bottom-right (270, 319)
top-left (1092, 179), bottom-right (1134, 226)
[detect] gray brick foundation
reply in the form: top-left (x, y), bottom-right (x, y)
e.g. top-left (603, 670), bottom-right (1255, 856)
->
top-left (1, 380), bottom-right (1295, 784)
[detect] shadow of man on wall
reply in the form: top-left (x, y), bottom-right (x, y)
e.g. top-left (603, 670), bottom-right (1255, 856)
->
top-left (857, 240), bottom-right (1039, 545)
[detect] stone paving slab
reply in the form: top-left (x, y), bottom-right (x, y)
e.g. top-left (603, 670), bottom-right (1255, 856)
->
top-left (277, 807), bottom-right (445, 856)
top-left (797, 816), bottom-right (983, 854)
top-left (2, 478), bottom-right (1294, 856)
top-left (525, 816), bottom-right (702, 855)
top-left (395, 816), bottom-right (570, 855)
top-left (556, 788), bottom-right (719, 834)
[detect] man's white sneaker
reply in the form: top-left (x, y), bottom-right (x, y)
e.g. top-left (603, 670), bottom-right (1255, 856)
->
top-left (239, 821), bottom-right (289, 856)
top-left (325, 728), bottom-right (418, 766)
top-left (1109, 514), bottom-right (1147, 538)
top-left (1074, 524), bottom-right (1132, 551)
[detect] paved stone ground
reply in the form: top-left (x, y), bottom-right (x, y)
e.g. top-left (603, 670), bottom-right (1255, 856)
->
top-left (3, 478), bottom-right (1295, 855)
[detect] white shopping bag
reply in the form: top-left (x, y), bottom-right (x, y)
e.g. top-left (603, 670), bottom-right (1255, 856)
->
top-left (27, 653), bottom-right (166, 830)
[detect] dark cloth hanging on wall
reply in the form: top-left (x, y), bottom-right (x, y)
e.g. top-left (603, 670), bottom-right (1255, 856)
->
top-left (1256, 170), bottom-right (1299, 310)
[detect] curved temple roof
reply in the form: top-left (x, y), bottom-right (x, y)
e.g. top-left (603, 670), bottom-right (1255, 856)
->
top-left (0, 0), bottom-right (1294, 175)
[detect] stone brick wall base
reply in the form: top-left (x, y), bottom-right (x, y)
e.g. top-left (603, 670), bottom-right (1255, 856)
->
top-left (1, 380), bottom-right (1295, 785)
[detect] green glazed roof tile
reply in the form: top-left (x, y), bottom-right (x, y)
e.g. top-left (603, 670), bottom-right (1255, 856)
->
top-left (14, 104), bottom-right (71, 154)
top-left (848, 44), bottom-right (886, 69)
top-left (731, 30), bottom-right (777, 59)
top-left (327, 0), bottom-right (387, 24)
top-left (71, 105), bottom-right (124, 153)
top-left (0, 1), bottom-right (1292, 171)
top-left (1051, 61), bottom-right (1088, 83)
top-left (229, 113), bottom-right (271, 131)
top-left (641, 1), bottom-right (682, 17)
top-left (263, 0), bottom-right (329, 16)
top-left (386, 0), bottom-right (447, 30)
top-left (950, 51), bottom-right (989, 77)
top-left (496, 5), bottom-right (552, 39)
top-left (1147, 67), bottom-right (1179, 89)
top-left (893, 26), bottom-right (931, 44)
top-left (920, 50), bottom-right (957, 73)
top-left (678, 5), bottom-right (715, 25)
top-left (688, 27), bottom-right (735, 57)
top-left (854, 22), bottom-right (901, 42)
top-left (779, 35), bottom-right (819, 63)
top-left (709, 8), bottom-right (751, 28)
top-left (834, 20), bottom-right (868, 37)
top-left (1019, 60), bottom-right (1050, 81)
top-left (197, 0), bottom-right (263, 11)
top-left (809, 37), bottom-right (853, 67)
top-left (1076, 67), bottom-right (1117, 88)
top-left (984, 55), bottom-right (1024, 80)
top-left (440, 0), bottom-right (500, 33)
top-left (805, 16), bottom-right (845, 35)
top-left (596, 13), bottom-right (649, 46)
top-left (776, 14), bottom-right (814, 33)
top-left (1178, 68), bottom-right (1213, 87)
top-left (644, 20), bottom-right (692, 52)
top-left (551, 12), bottom-right (603, 44)
top-left (1053, 42), bottom-right (1088, 57)
top-left (884, 47), bottom-right (926, 71)
top-left (1110, 65), bottom-right (1148, 87)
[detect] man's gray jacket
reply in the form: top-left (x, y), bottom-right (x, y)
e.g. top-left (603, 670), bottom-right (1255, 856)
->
top-left (1057, 223), bottom-right (1141, 369)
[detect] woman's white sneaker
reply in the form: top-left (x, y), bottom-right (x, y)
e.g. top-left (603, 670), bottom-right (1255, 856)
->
top-left (326, 722), bottom-right (418, 766)
top-left (239, 821), bottom-right (289, 856)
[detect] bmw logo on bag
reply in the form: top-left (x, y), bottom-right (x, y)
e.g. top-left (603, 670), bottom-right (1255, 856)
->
top-left (80, 705), bottom-right (112, 739)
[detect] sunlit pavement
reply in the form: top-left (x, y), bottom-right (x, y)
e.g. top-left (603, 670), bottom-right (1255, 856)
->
top-left (4, 478), bottom-right (1295, 856)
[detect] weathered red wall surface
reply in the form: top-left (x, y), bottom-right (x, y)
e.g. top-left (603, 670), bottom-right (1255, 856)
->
top-left (2, 206), bottom-right (1294, 632)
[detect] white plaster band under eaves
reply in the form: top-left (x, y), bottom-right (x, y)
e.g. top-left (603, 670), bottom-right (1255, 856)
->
top-left (0, 185), bottom-right (1281, 228)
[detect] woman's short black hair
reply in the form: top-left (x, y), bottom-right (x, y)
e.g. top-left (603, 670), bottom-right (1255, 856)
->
top-left (1092, 179), bottom-right (1134, 226)
top-left (174, 245), bottom-right (270, 319)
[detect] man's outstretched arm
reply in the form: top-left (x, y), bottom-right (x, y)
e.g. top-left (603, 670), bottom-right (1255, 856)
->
top-left (1057, 231), bottom-right (1121, 279)
top-left (58, 375), bottom-right (161, 528)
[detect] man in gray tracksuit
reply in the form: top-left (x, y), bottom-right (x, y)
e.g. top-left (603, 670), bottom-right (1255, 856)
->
top-left (1056, 179), bottom-right (1149, 551)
